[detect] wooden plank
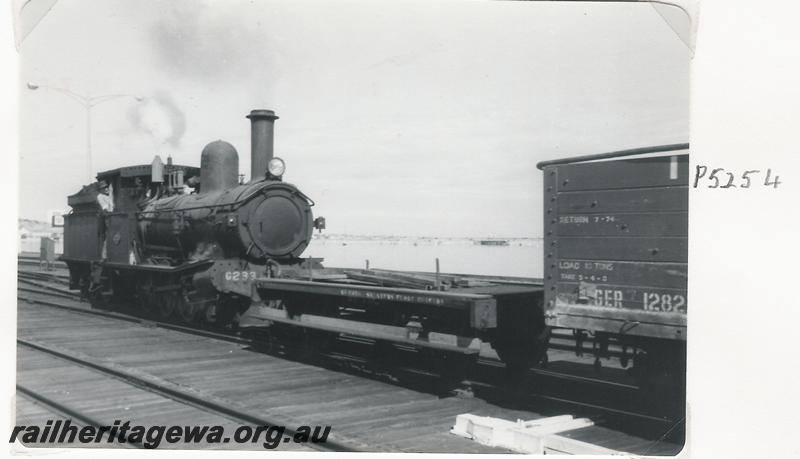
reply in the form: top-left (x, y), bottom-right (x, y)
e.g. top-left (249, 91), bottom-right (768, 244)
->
top-left (550, 302), bottom-right (687, 324)
top-left (234, 378), bottom-right (392, 413)
top-left (277, 394), bottom-right (439, 423)
top-left (343, 271), bottom-right (438, 290)
top-left (556, 212), bottom-right (688, 237)
top-left (547, 304), bottom-right (686, 340)
top-left (556, 236), bottom-right (687, 262)
top-left (16, 300), bottom-right (680, 454)
top-left (450, 414), bottom-right (616, 454)
top-left (337, 266), bottom-right (540, 286)
top-left (366, 269), bottom-right (450, 286)
top-left (556, 187), bottom-right (688, 213)
top-left (16, 339), bottom-right (360, 451)
top-left (549, 314), bottom-right (686, 339)
top-left (554, 260), bottom-right (687, 289)
top-left (554, 154), bottom-right (689, 191)
top-left (544, 434), bottom-right (630, 455)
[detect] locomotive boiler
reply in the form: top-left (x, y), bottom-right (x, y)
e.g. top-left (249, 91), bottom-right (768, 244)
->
top-left (61, 109), bottom-right (324, 324)
top-left (139, 111), bottom-right (314, 263)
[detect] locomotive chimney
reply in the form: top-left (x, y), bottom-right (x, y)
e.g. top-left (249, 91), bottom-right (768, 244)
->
top-left (246, 109), bottom-right (279, 181)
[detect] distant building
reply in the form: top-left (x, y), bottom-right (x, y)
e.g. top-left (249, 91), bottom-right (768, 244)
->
top-left (18, 221), bottom-right (64, 255)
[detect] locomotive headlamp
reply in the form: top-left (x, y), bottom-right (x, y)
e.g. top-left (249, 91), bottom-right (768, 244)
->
top-left (267, 157), bottom-right (285, 178)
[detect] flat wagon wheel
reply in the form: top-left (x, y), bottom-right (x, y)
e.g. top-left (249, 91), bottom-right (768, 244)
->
top-left (215, 294), bottom-right (250, 328)
top-left (494, 345), bottom-right (533, 380)
top-left (300, 327), bottom-right (339, 363)
top-left (493, 335), bottom-right (548, 391)
top-left (633, 339), bottom-right (686, 418)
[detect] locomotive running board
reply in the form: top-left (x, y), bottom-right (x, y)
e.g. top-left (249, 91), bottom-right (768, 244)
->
top-left (99, 259), bottom-right (215, 273)
top-left (240, 305), bottom-right (482, 355)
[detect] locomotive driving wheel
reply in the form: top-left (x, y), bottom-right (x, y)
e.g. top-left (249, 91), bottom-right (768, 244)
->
top-left (78, 277), bottom-right (90, 300)
top-left (87, 264), bottom-right (111, 309)
top-left (138, 294), bottom-right (156, 316)
top-left (202, 300), bottom-right (217, 324)
top-left (175, 292), bottom-right (197, 323)
top-left (158, 291), bottom-right (178, 319)
top-left (137, 278), bottom-right (157, 316)
top-left (88, 284), bottom-right (110, 309)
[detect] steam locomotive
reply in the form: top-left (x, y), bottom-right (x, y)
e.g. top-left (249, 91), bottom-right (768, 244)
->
top-left (60, 109), bottom-right (687, 396)
top-left (62, 110), bottom-right (324, 325)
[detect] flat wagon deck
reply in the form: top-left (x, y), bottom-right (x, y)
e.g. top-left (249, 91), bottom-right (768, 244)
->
top-left (232, 266), bottom-right (544, 369)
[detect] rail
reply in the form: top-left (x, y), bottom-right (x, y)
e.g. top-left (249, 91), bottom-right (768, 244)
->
top-left (17, 337), bottom-right (367, 452)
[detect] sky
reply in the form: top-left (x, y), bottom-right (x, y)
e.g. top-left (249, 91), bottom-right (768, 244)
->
top-left (17, 0), bottom-right (690, 237)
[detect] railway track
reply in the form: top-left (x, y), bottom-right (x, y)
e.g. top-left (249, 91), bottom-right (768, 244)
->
top-left (17, 267), bottom-right (683, 448)
top-left (17, 296), bottom-right (566, 453)
top-left (16, 338), bottom-right (360, 451)
top-left (15, 386), bottom-right (137, 450)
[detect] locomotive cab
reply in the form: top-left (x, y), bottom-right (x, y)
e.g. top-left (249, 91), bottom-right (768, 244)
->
top-left (97, 158), bottom-right (200, 213)
top-left (60, 160), bottom-right (200, 284)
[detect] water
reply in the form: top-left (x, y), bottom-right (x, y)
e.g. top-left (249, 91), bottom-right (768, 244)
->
top-left (19, 234), bottom-right (544, 279)
top-left (305, 237), bottom-right (544, 278)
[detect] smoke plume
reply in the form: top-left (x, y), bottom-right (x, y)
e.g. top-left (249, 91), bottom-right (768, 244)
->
top-left (128, 91), bottom-right (187, 146)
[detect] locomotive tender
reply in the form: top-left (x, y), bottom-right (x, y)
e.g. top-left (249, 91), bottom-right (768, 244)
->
top-left (60, 109), bottom-right (686, 387)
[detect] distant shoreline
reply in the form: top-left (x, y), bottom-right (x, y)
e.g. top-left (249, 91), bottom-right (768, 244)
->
top-left (312, 234), bottom-right (542, 241)
top-left (19, 218), bottom-right (541, 242)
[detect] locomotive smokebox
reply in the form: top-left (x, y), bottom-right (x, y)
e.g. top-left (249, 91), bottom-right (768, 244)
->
top-left (246, 109), bottom-right (279, 181)
top-left (200, 140), bottom-right (239, 193)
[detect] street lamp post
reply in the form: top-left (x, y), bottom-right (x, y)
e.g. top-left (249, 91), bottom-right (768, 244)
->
top-left (27, 82), bottom-right (143, 182)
